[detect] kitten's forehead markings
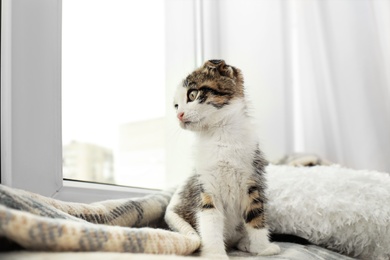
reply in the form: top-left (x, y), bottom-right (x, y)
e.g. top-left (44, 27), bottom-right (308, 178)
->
top-left (184, 80), bottom-right (196, 89)
top-left (183, 77), bottom-right (196, 88)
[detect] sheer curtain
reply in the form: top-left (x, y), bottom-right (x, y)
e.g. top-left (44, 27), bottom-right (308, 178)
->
top-left (291, 0), bottom-right (390, 171)
top-left (199, 0), bottom-right (390, 172)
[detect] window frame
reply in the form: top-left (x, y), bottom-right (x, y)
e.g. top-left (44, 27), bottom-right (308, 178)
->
top-left (1, 0), bottom-right (65, 198)
top-left (1, 0), bottom-right (201, 202)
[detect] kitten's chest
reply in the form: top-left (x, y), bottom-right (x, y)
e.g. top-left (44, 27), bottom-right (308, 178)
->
top-left (194, 132), bottom-right (257, 207)
top-left (195, 140), bottom-right (255, 172)
top-left (199, 161), bottom-right (247, 210)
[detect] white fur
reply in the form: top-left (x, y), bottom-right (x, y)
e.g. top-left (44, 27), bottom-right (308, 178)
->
top-left (266, 164), bottom-right (390, 260)
top-left (197, 207), bottom-right (226, 257)
top-left (194, 99), bottom-right (259, 253)
top-left (167, 91), bottom-right (280, 257)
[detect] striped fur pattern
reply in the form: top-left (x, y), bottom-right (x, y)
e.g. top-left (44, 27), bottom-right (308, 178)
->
top-left (166, 60), bottom-right (280, 258)
top-left (0, 185), bottom-right (200, 254)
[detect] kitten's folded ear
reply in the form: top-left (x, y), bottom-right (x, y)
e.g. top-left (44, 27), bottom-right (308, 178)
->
top-left (203, 59), bottom-right (238, 79)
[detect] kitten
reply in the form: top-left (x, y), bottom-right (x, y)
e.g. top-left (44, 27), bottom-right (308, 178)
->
top-left (165, 60), bottom-right (281, 258)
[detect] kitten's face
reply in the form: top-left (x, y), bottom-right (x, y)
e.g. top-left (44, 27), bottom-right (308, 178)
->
top-left (174, 60), bottom-right (244, 131)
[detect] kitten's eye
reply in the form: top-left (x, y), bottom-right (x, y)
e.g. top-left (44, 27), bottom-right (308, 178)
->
top-left (187, 89), bottom-right (199, 102)
top-left (174, 104), bottom-right (178, 109)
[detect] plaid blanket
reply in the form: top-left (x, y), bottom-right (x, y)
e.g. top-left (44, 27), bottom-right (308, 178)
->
top-left (0, 184), bottom-right (200, 254)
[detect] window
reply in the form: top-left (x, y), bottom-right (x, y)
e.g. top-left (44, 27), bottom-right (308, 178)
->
top-left (62, 0), bottom-right (165, 189)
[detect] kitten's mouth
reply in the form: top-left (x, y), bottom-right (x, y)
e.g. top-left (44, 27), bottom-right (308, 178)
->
top-left (181, 121), bottom-right (194, 128)
top-left (180, 117), bottom-right (205, 129)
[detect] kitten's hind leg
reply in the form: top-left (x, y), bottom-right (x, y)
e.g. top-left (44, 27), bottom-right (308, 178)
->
top-left (237, 186), bottom-right (280, 256)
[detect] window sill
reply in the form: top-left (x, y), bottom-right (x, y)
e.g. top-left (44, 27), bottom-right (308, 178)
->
top-left (52, 180), bottom-right (158, 203)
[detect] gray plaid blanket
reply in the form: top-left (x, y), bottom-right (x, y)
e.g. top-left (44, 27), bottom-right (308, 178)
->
top-left (0, 185), bottom-right (199, 254)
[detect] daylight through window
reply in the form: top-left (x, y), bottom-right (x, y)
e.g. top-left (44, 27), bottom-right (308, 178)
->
top-left (62, 0), bottom-right (166, 189)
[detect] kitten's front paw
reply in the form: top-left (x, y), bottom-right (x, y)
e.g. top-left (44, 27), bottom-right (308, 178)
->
top-left (255, 243), bottom-right (281, 256)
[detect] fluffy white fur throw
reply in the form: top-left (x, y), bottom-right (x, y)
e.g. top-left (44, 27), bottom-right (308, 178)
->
top-left (266, 164), bottom-right (390, 260)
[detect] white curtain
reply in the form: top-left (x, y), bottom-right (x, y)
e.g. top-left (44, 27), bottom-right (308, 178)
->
top-left (200, 0), bottom-right (390, 172)
top-left (291, 0), bottom-right (390, 171)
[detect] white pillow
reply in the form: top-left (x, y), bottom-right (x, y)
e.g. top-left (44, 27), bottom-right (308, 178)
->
top-left (266, 164), bottom-right (390, 260)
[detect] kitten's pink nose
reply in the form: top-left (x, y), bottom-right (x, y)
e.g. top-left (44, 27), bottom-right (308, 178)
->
top-left (177, 112), bottom-right (185, 121)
